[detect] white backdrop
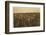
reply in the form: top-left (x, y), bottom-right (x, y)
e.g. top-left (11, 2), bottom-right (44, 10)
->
top-left (0, 0), bottom-right (46, 35)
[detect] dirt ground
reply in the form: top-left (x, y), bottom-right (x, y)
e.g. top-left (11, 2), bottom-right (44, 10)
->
top-left (14, 13), bottom-right (40, 27)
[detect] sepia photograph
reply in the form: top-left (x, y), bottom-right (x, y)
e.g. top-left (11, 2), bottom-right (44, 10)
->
top-left (13, 7), bottom-right (40, 27)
